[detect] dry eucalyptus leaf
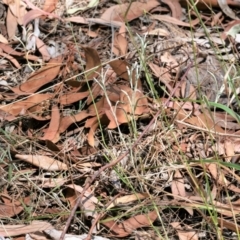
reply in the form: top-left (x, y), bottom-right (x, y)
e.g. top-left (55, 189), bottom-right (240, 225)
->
top-left (15, 154), bottom-right (68, 171)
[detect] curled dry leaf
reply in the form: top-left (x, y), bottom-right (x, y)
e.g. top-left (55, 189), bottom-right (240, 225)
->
top-left (101, 0), bottom-right (160, 23)
top-left (102, 210), bottom-right (158, 237)
top-left (105, 107), bottom-right (129, 129)
top-left (15, 154), bottom-right (68, 171)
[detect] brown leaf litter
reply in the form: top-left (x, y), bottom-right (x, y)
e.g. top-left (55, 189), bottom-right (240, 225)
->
top-left (1, 0), bottom-right (240, 239)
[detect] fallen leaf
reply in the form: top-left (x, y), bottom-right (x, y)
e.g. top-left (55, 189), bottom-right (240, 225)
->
top-left (0, 93), bottom-right (53, 116)
top-left (67, 184), bottom-right (102, 219)
top-left (5, 0), bottom-right (26, 25)
top-left (59, 91), bottom-right (90, 105)
top-left (43, 0), bottom-right (58, 13)
top-left (23, 0), bottom-right (61, 21)
top-left (109, 59), bottom-right (140, 87)
top-left (86, 82), bottom-right (103, 105)
top-left (215, 217), bottom-right (240, 233)
top-left (87, 17), bottom-right (122, 27)
top-left (217, 0), bottom-right (238, 19)
top-left (35, 37), bottom-right (51, 61)
top-left (83, 47), bottom-right (102, 80)
top-left (6, 8), bottom-right (18, 39)
top-left (0, 34), bottom-right (8, 44)
top-left (162, 0), bottom-right (183, 19)
top-left (40, 105), bottom-right (60, 143)
top-left (15, 154), bottom-right (68, 171)
top-left (102, 210), bottom-right (158, 237)
top-left (67, 0), bottom-right (99, 14)
top-left (206, 163), bottom-right (240, 193)
top-left (44, 229), bottom-right (110, 240)
top-left (0, 199), bottom-right (23, 217)
top-left (0, 49), bottom-right (21, 68)
top-left (171, 170), bottom-right (186, 197)
top-left (224, 138), bottom-right (235, 162)
top-left (23, 9), bottom-right (46, 26)
top-left (180, 0), bottom-right (240, 8)
top-left (146, 28), bottom-right (170, 36)
top-left (101, 1), bottom-right (160, 23)
top-left (113, 24), bottom-right (128, 56)
top-left (107, 193), bottom-right (149, 210)
top-left (58, 111), bottom-right (93, 133)
top-left (0, 43), bottom-right (23, 56)
top-left (185, 112), bottom-right (225, 133)
top-left (86, 118), bottom-right (100, 147)
top-left (0, 221), bottom-right (53, 237)
top-left (64, 16), bottom-right (88, 24)
top-left (12, 56), bottom-right (62, 94)
top-left (150, 14), bottom-right (200, 27)
top-left (171, 222), bottom-right (198, 240)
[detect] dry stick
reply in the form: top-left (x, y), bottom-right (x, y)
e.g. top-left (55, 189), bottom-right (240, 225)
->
top-left (59, 61), bottom-right (193, 240)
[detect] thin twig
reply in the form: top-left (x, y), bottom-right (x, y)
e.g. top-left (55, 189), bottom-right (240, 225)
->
top-left (59, 61), bottom-right (193, 240)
